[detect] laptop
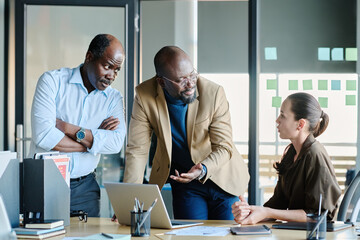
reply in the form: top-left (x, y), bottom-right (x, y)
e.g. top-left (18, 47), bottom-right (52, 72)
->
top-left (272, 221), bottom-right (352, 232)
top-left (104, 182), bottom-right (203, 229)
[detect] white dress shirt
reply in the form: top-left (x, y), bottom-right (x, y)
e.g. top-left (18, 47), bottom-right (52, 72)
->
top-left (30, 65), bottom-right (126, 178)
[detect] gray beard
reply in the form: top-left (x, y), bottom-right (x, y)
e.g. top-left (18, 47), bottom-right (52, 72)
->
top-left (180, 91), bottom-right (196, 104)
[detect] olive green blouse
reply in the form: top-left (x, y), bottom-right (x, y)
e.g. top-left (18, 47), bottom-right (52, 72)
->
top-left (263, 134), bottom-right (341, 220)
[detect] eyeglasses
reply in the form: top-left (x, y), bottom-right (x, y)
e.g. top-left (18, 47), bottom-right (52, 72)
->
top-left (70, 210), bottom-right (88, 222)
top-left (160, 70), bottom-right (198, 88)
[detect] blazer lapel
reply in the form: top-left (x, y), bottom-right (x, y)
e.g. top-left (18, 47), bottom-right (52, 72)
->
top-left (186, 87), bottom-right (199, 152)
top-left (156, 84), bottom-right (172, 162)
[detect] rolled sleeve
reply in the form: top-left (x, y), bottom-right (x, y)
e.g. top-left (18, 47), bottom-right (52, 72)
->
top-left (88, 126), bottom-right (126, 155)
top-left (36, 127), bottom-right (65, 150)
top-left (31, 72), bottom-right (64, 151)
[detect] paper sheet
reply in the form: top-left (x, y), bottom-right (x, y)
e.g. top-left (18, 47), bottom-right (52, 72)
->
top-left (165, 226), bottom-right (229, 236)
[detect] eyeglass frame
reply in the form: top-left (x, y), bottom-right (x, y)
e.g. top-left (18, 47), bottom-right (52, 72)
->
top-left (158, 69), bottom-right (198, 88)
top-left (70, 210), bottom-right (88, 223)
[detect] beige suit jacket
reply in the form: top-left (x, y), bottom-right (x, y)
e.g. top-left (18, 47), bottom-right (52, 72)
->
top-left (124, 76), bottom-right (249, 196)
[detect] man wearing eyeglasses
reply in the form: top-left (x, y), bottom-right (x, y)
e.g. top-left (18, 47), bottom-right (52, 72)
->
top-left (124, 46), bottom-right (249, 220)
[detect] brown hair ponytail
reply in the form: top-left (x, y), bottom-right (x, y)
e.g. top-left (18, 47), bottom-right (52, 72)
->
top-left (313, 111), bottom-right (329, 138)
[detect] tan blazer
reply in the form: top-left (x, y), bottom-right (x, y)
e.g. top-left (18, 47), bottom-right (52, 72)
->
top-left (124, 76), bottom-right (249, 196)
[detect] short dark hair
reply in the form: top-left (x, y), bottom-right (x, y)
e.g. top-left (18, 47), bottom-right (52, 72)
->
top-left (87, 34), bottom-right (111, 60)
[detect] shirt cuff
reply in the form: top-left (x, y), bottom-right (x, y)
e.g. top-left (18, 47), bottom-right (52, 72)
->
top-left (87, 129), bottom-right (105, 155)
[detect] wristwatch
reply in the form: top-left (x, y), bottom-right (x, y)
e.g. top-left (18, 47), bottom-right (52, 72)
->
top-left (76, 128), bottom-right (86, 142)
top-left (196, 164), bottom-right (207, 181)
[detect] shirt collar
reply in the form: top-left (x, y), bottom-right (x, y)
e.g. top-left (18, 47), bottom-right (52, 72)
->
top-left (297, 133), bottom-right (316, 160)
top-left (69, 64), bottom-right (110, 97)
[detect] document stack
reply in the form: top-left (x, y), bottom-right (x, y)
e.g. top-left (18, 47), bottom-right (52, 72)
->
top-left (14, 219), bottom-right (66, 239)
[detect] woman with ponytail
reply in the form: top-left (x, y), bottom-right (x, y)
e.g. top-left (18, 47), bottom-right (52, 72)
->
top-left (232, 92), bottom-right (341, 224)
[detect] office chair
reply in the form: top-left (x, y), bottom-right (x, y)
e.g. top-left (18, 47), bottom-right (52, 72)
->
top-left (337, 170), bottom-right (360, 223)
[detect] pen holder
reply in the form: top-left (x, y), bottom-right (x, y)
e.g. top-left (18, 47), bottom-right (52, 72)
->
top-left (306, 213), bottom-right (327, 240)
top-left (130, 210), bottom-right (150, 237)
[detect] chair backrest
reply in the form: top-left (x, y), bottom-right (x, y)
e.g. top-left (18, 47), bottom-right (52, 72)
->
top-left (337, 170), bottom-right (360, 223)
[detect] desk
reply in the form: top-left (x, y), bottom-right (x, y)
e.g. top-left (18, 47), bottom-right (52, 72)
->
top-left (56, 218), bottom-right (357, 240)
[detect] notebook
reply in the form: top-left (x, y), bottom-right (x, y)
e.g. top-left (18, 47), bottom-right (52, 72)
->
top-left (272, 221), bottom-right (352, 232)
top-left (104, 182), bottom-right (203, 229)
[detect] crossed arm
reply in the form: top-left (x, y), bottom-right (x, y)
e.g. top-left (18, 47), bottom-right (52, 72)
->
top-left (231, 196), bottom-right (307, 225)
top-left (53, 116), bottom-right (120, 153)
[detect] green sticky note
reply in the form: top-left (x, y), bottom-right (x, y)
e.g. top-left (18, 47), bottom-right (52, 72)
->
top-left (267, 79), bottom-right (277, 90)
top-left (345, 48), bottom-right (357, 61)
top-left (288, 80), bottom-right (298, 90)
top-left (265, 47), bottom-right (277, 60)
top-left (318, 48), bottom-right (330, 61)
top-left (303, 80), bottom-right (313, 90)
top-left (318, 97), bottom-right (328, 108)
top-left (331, 48), bottom-right (344, 61)
top-left (318, 80), bottom-right (328, 90)
top-left (346, 80), bottom-right (356, 91)
top-left (272, 96), bottom-right (282, 108)
top-left (346, 95), bottom-right (356, 106)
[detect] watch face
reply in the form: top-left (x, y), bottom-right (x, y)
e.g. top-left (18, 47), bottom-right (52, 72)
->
top-left (77, 130), bottom-right (85, 140)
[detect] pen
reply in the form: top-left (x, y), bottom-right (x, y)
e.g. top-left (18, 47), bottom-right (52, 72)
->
top-left (101, 232), bottom-right (114, 239)
top-left (316, 193), bottom-right (322, 239)
top-left (318, 194), bottom-right (322, 216)
top-left (307, 209), bottom-right (328, 239)
top-left (138, 198), bottom-right (158, 228)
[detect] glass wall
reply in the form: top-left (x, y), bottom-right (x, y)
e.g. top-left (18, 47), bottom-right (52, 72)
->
top-left (141, 0), bottom-right (249, 214)
top-left (141, 0), bottom-right (358, 205)
top-left (141, 0), bottom-right (249, 175)
top-left (0, 0), bottom-right (4, 151)
top-left (259, 0), bottom-right (357, 203)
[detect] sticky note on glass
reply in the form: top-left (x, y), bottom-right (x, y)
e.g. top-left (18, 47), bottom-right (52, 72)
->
top-left (346, 95), bottom-right (356, 106)
top-left (303, 80), bottom-right (313, 90)
top-left (345, 48), bottom-right (357, 61)
top-left (331, 48), bottom-right (344, 61)
top-left (265, 47), bottom-right (277, 60)
top-left (331, 80), bottom-right (341, 90)
top-left (267, 79), bottom-right (277, 90)
top-left (272, 96), bottom-right (282, 108)
top-left (318, 97), bottom-right (328, 108)
top-left (289, 80), bottom-right (298, 90)
top-left (346, 80), bottom-right (356, 91)
top-left (318, 48), bottom-right (330, 61)
top-left (318, 80), bottom-right (328, 90)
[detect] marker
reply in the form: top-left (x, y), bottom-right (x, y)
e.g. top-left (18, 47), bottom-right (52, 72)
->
top-left (101, 232), bottom-right (114, 239)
